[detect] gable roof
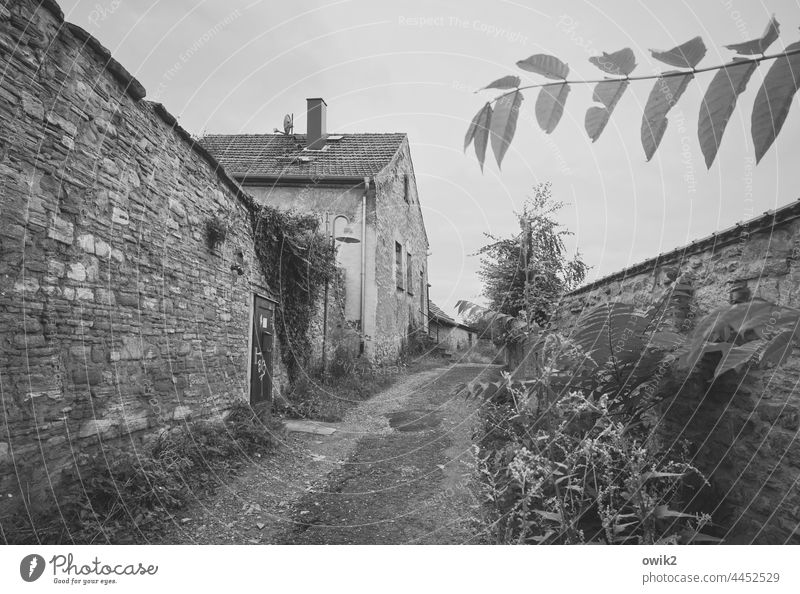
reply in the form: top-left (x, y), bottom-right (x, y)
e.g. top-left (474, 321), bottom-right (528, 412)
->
top-left (200, 133), bottom-right (407, 181)
top-left (428, 301), bottom-right (456, 325)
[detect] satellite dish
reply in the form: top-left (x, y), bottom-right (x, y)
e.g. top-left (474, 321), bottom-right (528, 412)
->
top-left (283, 113), bottom-right (293, 135)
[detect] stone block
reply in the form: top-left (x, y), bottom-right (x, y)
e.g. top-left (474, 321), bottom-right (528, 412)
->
top-left (120, 337), bottom-right (142, 360)
top-left (77, 233), bottom-right (95, 253)
top-left (116, 292), bottom-right (138, 307)
top-left (0, 442), bottom-right (10, 466)
top-left (78, 419), bottom-right (117, 439)
top-left (111, 207), bottom-right (128, 226)
top-left (172, 405), bottom-right (192, 421)
top-left (76, 287), bottom-right (93, 300)
top-left (67, 262), bottom-right (86, 281)
top-left (47, 216), bottom-right (73, 244)
top-left (71, 366), bottom-right (102, 386)
top-left (94, 239), bottom-right (110, 258)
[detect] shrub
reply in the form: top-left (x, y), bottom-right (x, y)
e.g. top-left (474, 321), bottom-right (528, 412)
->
top-left (477, 384), bottom-right (712, 544)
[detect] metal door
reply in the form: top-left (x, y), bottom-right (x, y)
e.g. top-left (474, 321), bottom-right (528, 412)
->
top-left (250, 295), bottom-right (274, 405)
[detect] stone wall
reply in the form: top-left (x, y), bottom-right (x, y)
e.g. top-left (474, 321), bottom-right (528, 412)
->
top-left (372, 142), bottom-right (429, 363)
top-left (0, 0), bottom-right (288, 517)
top-left (549, 202), bottom-right (800, 543)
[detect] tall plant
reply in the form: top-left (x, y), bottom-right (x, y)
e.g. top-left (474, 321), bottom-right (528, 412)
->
top-left (476, 182), bottom-right (587, 324)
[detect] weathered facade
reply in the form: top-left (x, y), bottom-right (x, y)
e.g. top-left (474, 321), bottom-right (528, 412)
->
top-left (549, 201), bottom-right (800, 543)
top-left (202, 101), bottom-right (430, 364)
top-left (0, 0), bottom-right (288, 516)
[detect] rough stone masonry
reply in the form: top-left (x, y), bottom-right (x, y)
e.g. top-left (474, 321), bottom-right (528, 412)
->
top-left (0, 0), bottom-right (289, 517)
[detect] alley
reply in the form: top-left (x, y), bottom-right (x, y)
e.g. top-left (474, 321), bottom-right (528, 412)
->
top-left (156, 363), bottom-right (501, 545)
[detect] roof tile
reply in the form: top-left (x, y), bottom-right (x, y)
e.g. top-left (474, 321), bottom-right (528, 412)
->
top-left (200, 133), bottom-right (406, 179)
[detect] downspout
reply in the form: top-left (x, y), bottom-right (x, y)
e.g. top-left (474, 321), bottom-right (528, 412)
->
top-left (360, 177), bottom-right (369, 355)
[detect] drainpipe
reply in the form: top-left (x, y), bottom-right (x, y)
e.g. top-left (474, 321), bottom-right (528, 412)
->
top-left (360, 177), bottom-right (369, 355)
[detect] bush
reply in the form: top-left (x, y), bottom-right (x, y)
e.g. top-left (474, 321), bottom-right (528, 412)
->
top-left (478, 386), bottom-right (712, 544)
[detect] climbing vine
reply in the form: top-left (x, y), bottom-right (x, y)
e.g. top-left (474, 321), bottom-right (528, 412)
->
top-left (251, 205), bottom-right (336, 382)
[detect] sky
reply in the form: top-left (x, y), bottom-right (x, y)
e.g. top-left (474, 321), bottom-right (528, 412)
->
top-left (59, 0), bottom-right (800, 318)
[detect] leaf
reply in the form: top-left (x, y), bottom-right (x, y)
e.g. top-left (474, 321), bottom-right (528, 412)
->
top-left (477, 75), bottom-right (521, 92)
top-left (653, 504), bottom-right (696, 520)
top-left (464, 103), bottom-right (493, 171)
top-left (725, 15), bottom-right (780, 55)
top-left (533, 509), bottom-right (563, 522)
top-left (516, 54), bottom-right (569, 80)
top-left (698, 61), bottom-right (757, 168)
top-left (752, 40), bottom-right (800, 163)
top-left (648, 331), bottom-right (683, 349)
top-left (650, 36), bottom-right (707, 69)
top-left (589, 48), bottom-right (637, 76)
top-left (760, 330), bottom-right (795, 368)
top-left (490, 90), bottom-right (523, 168)
top-left (678, 342), bottom-right (730, 371)
top-left (641, 73), bottom-right (694, 161)
top-left (535, 84), bottom-right (570, 134)
top-left (713, 341), bottom-right (766, 378)
top-left (585, 80), bottom-right (628, 141)
top-left (641, 471), bottom-right (687, 481)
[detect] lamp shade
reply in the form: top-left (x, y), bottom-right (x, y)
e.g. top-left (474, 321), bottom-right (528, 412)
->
top-left (335, 225), bottom-right (360, 243)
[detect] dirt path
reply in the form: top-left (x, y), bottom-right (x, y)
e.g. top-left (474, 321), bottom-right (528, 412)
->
top-left (153, 362), bottom-right (500, 545)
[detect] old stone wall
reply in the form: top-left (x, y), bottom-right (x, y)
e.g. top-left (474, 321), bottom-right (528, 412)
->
top-left (371, 142), bottom-right (429, 363)
top-left (0, 0), bottom-right (288, 516)
top-left (548, 204), bottom-right (800, 543)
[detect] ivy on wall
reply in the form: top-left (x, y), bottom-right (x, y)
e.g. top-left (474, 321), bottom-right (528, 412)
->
top-left (251, 205), bottom-right (336, 382)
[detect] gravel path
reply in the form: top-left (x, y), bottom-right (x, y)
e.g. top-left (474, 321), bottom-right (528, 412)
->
top-left (153, 362), bottom-right (501, 545)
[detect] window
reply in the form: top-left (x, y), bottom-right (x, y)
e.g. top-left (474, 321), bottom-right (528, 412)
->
top-left (406, 253), bottom-right (413, 294)
top-left (395, 242), bottom-right (403, 289)
top-left (403, 174), bottom-right (410, 204)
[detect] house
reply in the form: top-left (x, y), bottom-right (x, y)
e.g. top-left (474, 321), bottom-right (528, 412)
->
top-left (427, 301), bottom-right (476, 353)
top-left (202, 99), bottom-right (430, 364)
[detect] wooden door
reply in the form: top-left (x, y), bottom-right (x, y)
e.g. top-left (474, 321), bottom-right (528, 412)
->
top-left (250, 295), bottom-right (274, 405)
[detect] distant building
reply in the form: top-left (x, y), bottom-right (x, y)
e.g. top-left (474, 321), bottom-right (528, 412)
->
top-left (202, 99), bottom-right (429, 363)
top-left (427, 301), bottom-right (476, 353)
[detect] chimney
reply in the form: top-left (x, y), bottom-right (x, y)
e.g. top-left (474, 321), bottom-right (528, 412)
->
top-left (306, 97), bottom-right (327, 149)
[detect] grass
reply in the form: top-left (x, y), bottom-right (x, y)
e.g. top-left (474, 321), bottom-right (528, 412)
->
top-left (2, 402), bottom-right (285, 545)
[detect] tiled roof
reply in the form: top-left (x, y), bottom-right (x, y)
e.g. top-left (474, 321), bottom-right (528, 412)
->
top-left (199, 133), bottom-right (407, 180)
top-left (428, 301), bottom-right (456, 325)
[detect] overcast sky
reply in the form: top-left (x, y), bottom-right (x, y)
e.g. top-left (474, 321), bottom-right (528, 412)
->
top-left (60, 0), bottom-right (800, 317)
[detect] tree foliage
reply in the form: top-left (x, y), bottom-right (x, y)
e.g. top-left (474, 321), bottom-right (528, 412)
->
top-left (475, 182), bottom-right (587, 323)
top-left (464, 15), bottom-right (800, 169)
